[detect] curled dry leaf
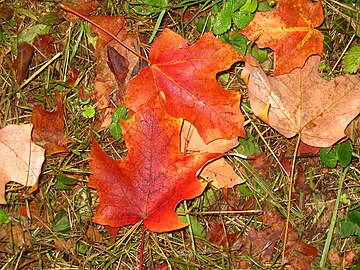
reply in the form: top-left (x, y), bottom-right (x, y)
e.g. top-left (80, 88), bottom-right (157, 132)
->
top-left (0, 124), bottom-right (45, 204)
top-left (180, 120), bottom-right (243, 188)
top-left (240, 0), bottom-right (324, 75)
top-left (31, 92), bottom-right (71, 154)
top-left (14, 42), bottom-right (34, 84)
top-left (127, 28), bottom-right (245, 143)
top-left (88, 16), bottom-right (139, 110)
top-left (242, 55), bottom-right (360, 147)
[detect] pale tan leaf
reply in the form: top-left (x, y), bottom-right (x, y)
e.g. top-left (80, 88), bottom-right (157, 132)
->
top-left (242, 55), bottom-right (360, 147)
top-left (0, 124), bottom-right (45, 204)
top-left (201, 158), bottom-right (245, 189)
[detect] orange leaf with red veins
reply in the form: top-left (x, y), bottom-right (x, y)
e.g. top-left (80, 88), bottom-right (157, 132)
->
top-left (0, 124), bottom-right (45, 204)
top-left (89, 101), bottom-right (221, 232)
top-left (240, 0), bottom-right (324, 75)
top-left (242, 55), bottom-right (360, 147)
top-left (127, 28), bottom-right (245, 144)
top-left (32, 92), bottom-right (71, 154)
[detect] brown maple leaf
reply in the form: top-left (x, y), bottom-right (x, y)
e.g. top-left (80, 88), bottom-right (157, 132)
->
top-left (89, 99), bottom-right (221, 232)
top-left (242, 55), bottom-right (360, 147)
top-left (0, 124), bottom-right (45, 204)
top-left (127, 28), bottom-right (245, 144)
top-left (88, 16), bottom-right (139, 110)
top-left (31, 92), bottom-right (71, 154)
top-left (240, 0), bottom-right (324, 75)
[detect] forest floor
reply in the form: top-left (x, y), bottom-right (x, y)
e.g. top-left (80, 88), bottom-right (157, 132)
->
top-left (0, 0), bottom-right (359, 269)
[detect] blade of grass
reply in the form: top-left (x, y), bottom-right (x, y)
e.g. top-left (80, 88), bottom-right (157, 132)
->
top-left (319, 166), bottom-right (349, 268)
top-left (148, 9), bottom-right (166, 44)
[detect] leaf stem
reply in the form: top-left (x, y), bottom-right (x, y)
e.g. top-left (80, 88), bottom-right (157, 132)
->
top-left (59, 4), bottom-right (151, 65)
top-left (139, 224), bottom-right (146, 270)
top-left (281, 135), bottom-right (301, 262)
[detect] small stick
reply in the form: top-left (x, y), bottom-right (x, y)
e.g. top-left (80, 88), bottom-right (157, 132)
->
top-left (18, 52), bottom-right (62, 90)
top-left (59, 4), bottom-right (151, 65)
top-left (281, 135), bottom-right (301, 262)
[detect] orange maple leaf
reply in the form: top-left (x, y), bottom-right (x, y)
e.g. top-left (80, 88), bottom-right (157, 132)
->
top-left (127, 28), bottom-right (246, 144)
top-left (240, 0), bottom-right (324, 75)
top-left (242, 55), bottom-right (360, 147)
top-left (89, 100), bottom-right (221, 232)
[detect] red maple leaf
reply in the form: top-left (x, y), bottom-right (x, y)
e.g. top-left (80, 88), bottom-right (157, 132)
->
top-left (240, 0), bottom-right (324, 75)
top-left (89, 99), bottom-right (221, 232)
top-left (127, 29), bottom-right (245, 144)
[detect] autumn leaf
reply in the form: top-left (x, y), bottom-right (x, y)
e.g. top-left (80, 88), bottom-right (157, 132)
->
top-left (62, 0), bottom-right (100, 22)
top-left (181, 120), bottom-right (244, 188)
top-left (242, 55), bottom-right (360, 147)
top-left (240, 0), bottom-right (324, 75)
top-left (127, 28), bottom-right (245, 144)
top-left (0, 124), bottom-right (45, 204)
top-left (88, 16), bottom-right (139, 110)
top-left (89, 99), bottom-right (221, 232)
top-left (31, 92), bottom-right (71, 154)
top-left (14, 42), bottom-right (34, 84)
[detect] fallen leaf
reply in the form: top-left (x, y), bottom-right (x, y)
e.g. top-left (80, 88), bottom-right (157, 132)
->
top-left (86, 226), bottom-right (103, 242)
top-left (31, 92), bottom-right (71, 154)
top-left (242, 55), bottom-right (360, 147)
top-left (248, 153), bottom-right (271, 178)
top-left (0, 6), bottom-right (14, 21)
top-left (206, 221), bottom-right (238, 247)
top-left (201, 158), bottom-right (245, 189)
top-left (239, 211), bottom-right (318, 268)
top-left (240, 0), bottom-right (324, 75)
top-left (88, 16), bottom-right (139, 110)
top-left (180, 120), bottom-right (239, 154)
top-left (89, 99), bottom-right (221, 232)
top-left (298, 141), bottom-right (320, 156)
top-left (89, 16), bottom-right (126, 46)
top-left (127, 28), bottom-right (245, 143)
top-left (33, 34), bottom-right (55, 58)
top-left (107, 46), bottom-right (129, 84)
top-left (62, 0), bottom-right (100, 21)
top-left (180, 120), bottom-right (243, 188)
top-left (0, 124), bottom-right (45, 204)
top-left (14, 42), bottom-right (34, 84)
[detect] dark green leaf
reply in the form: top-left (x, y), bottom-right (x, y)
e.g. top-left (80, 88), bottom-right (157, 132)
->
top-left (229, 33), bottom-right (247, 54)
top-left (54, 174), bottom-right (77, 190)
top-left (336, 142), bottom-right (352, 168)
top-left (213, 10), bottom-right (232, 35)
top-left (196, 15), bottom-right (212, 33)
top-left (53, 209), bottom-right (70, 233)
top-left (319, 148), bottom-right (337, 168)
top-left (232, 11), bottom-right (254, 30)
top-left (250, 44), bottom-right (268, 63)
top-left (109, 122), bottom-right (122, 140)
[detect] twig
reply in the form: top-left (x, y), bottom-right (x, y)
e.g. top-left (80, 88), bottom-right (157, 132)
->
top-left (59, 4), bottom-right (151, 65)
top-left (18, 52), bottom-right (62, 90)
top-left (281, 135), bottom-right (301, 262)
